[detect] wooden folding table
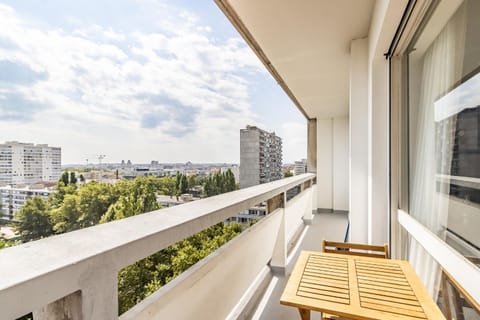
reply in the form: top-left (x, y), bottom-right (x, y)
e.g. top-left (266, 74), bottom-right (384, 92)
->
top-left (280, 251), bottom-right (445, 320)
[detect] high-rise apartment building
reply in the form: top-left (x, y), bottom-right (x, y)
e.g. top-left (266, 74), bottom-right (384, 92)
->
top-left (0, 141), bottom-right (61, 185)
top-left (240, 125), bottom-right (282, 188)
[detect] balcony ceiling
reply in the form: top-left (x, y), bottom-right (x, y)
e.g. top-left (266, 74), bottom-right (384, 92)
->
top-left (216, 0), bottom-right (375, 119)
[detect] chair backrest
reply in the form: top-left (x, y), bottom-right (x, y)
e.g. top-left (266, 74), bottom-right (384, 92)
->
top-left (440, 258), bottom-right (480, 320)
top-left (322, 240), bottom-right (389, 259)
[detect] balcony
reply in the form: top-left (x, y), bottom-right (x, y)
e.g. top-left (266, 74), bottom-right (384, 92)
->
top-left (2, 0), bottom-right (479, 318)
top-left (1, 173), bottom-right (333, 319)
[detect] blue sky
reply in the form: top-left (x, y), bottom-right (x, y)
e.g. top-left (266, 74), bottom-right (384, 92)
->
top-left (0, 0), bottom-right (306, 164)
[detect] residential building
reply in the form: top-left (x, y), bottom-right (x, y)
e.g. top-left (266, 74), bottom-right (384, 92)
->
top-left (294, 159), bottom-right (307, 175)
top-left (0, 184), bottom-right (54, 221)
top-left (0, 141), bottom-right (61, 185)
top-left (240, 125), bottom-right (282, 188)
top-left (1, 1), bottom-right (479, 319)
top-left (156, 194), bottom-right (200, 208)
top-left (227, 204), bottom-right (266, 225)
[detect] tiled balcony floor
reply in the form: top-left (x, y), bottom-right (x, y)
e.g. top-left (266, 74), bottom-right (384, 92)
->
top-left (254, 212), bottom-right (349, 320)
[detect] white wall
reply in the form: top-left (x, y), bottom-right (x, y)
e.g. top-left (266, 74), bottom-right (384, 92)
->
top-left (316, 118), bottom-right (349, 211)
top-left (333, 117), bottom-right (349, 211)
top-left (316, 119), bottom-right (333, 209)
top-left (349, 38), bottom-right (369, 243)
top-left (367, 0), bottom-right (408, 245)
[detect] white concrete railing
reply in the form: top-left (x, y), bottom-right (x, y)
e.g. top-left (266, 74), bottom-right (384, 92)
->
top-left (0, 173), bottom-right (316, 320)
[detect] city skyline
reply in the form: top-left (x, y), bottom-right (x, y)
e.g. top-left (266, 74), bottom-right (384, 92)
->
top-left (0, 1), bottom-right (306, 164)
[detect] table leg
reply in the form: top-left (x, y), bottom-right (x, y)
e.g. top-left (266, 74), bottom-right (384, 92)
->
top-left (298, 308), bottom-right (310, 320)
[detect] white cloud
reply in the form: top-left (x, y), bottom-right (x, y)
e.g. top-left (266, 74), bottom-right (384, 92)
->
top-left (0, 2), bottom-right (272, 163)
top-left (280, 121), bottom-right (307, 163)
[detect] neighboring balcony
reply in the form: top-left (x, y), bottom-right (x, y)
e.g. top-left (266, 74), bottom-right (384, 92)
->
top-left (1, 173), bottom-right (329, 320)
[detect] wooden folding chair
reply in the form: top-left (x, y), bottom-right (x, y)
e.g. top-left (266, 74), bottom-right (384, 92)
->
top-left (441, 257), bottom-right (480, 320)
top-left (322, 240), bottom-right (389, 259)
top-left (321, 240), bottom-right (389, 319)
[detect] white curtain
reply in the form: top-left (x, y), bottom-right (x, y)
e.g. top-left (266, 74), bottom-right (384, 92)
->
top-left (409, 4), bottom-right (466, 297)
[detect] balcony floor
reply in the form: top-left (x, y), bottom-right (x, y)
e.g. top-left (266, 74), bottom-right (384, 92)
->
top-left (254, 212), bottom-right (349, 320)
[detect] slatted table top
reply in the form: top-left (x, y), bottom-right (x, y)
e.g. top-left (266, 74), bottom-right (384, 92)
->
top-left (280, 251), bottom-right (445, 320)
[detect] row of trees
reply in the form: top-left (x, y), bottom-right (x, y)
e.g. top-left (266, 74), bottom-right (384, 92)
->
top-left (9, 170), bottom-right (240, 315)
top-left (203, 170), bottom-right (237, 196)
top-left (59, 171), bottom-right (85, 185)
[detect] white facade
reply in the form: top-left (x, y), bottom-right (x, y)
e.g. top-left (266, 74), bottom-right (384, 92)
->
top-left (0, 185), bottom-right (53, 220)
top-left (240, 125), bottom-right (282, 188)
top-left (293, 159), bottom-right (306, 176)
top-left (0, 142), bottom-right (61, 185)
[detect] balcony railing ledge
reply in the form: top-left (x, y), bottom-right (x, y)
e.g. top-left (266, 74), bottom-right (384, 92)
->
top-left (0, 173), bottom-right (315, 319)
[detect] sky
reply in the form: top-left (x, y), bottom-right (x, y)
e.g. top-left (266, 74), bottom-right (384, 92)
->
top-left (0, 0), bottom-right (307, 164)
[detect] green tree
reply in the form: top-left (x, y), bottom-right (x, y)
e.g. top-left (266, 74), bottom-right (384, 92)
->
top-left (284, 169), bottom-right (293, 177)
top-left (175, 172), bottom-right (181, 193)
top-left (118, 258), bottom-right (156, 314)
top-left (50, 194), bottom-right (82, 233)
top-left (60, 171), bottom-right (69, 185)
top-left (117, 222), bottom-right (243, 314)
top-left (202, 170), bottom-right (237, 197)
top-left (101, 195), bottom-right (134, 222)
top-left (49, 181), bottom-right (77, 207)
top-left (79, 174), bottom-right (85, 183)
top-left (70, 172), bottom-right (78, 184)
top-left (101, 177), bottom-right (161, 223)
top-left (15, 197), bottom-right (53, 241)
top-left (223, 169), bottom-right (236, 192)
top-left (0, 239), bottom-right (9, 249)
top-left (160, 176), bottom-right (177, 198)
top-left (179, 174), bottom-right (188, 194)
top-left (76, 182), bottom-right (118, 228)
top-left (187, 175), bottom-right (200, 189)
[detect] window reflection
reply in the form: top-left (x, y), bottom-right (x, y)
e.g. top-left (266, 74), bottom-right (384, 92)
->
top-left (406, 0), bottom-right (480, 306)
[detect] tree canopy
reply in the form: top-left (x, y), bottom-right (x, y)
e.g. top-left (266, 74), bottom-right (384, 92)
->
top-left (203, 169), bottom-right (237, 197)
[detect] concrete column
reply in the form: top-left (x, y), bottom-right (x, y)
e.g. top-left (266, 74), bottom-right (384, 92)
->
top-left (368, 57), bottom-right (389, 246)
top-left (349, 38), bottom-right (369, 243)
top-left (365, 0), bottom-right (407, 247)
top-left (333, 117), bottom-right (349, 212)
top-left (34, 291), bottom-right (82, 320)
top-left (316, 119), bottom-right (333, 211)
top-left (303, 182), bottom-right (314, 223)
top-left (80, 269), bottom-right (118, 320)
top-left (307, 119), bottom-right (318, 216)
top-left (307, 119), bottom-right (317, 174)
top-left (33, 267), bottom-right (117, 320)
top-left (270, 193), bottom-right (287, 274)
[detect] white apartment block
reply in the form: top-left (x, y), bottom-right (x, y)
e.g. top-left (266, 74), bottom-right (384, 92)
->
top-left (294, 159), bottom-right (307, 176)
top-left (0, 185), bottom-right (53, 221)
top-left (0, 141), bottom-right (61, 185)
top-left (240, 125), bottom-right (282, 188)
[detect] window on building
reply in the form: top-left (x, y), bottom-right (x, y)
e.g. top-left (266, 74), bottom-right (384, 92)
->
top-left (406, 0), bottom-right (479, 260)
top-left (402, 0), bottom-right (480, 312)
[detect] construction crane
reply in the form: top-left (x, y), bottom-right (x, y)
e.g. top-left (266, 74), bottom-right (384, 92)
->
top-left (85, 154), bottom-right (107, 169)
top-left (96, 155), bottom-right (106, 168)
